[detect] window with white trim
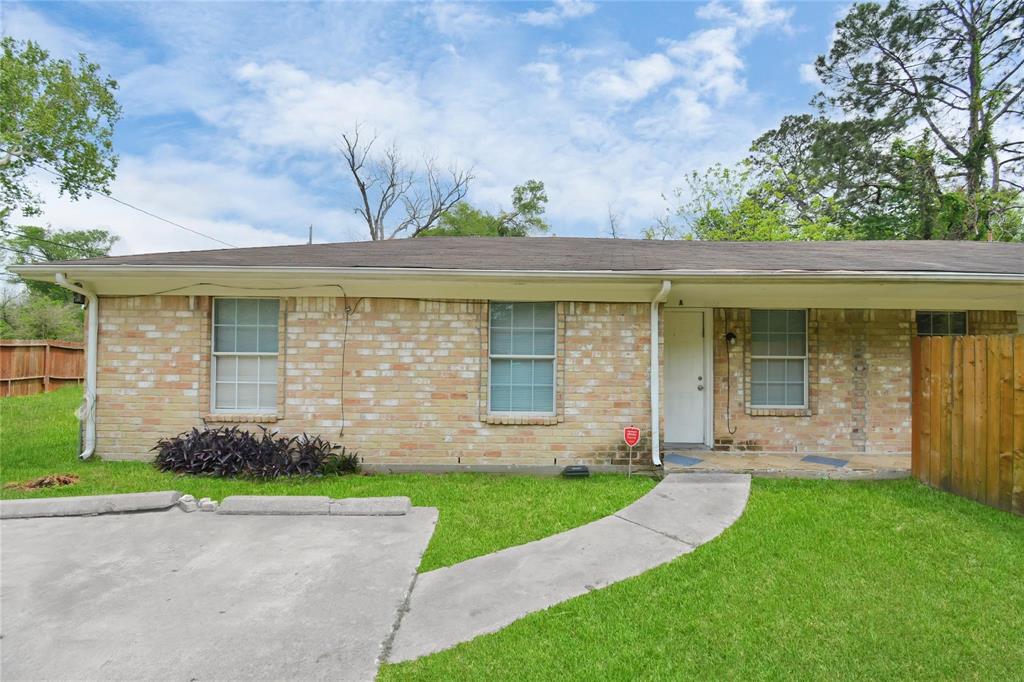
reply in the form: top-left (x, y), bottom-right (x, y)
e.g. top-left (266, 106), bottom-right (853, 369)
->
top-left (212, 298), bottom-right (279, 412)
top-left (750, 309), bottom-right (807, 408)
top-left (916, 311), bottom-right (967, 336)
top-left (489, 302), bottom-right (555, 414)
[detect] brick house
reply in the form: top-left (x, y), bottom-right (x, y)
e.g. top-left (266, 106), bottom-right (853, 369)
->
top-left (12, 238), bottom-right (1024, 470)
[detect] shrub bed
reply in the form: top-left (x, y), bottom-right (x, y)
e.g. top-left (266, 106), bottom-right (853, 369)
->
top-left (152, 426), bottom-right (359, 478)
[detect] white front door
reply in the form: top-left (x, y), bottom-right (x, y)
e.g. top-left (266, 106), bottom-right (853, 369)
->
top-left (664, 310), bottom-right (706, 444)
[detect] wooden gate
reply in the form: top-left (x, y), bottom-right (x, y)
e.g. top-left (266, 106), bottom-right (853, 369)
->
top-left (911, 335), bottom-right (1023, 515)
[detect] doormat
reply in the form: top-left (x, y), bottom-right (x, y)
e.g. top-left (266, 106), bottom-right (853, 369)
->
top-left (665, 454), bottom-right (704, 467)
top-left (801, 455), bottom-right (849, 468)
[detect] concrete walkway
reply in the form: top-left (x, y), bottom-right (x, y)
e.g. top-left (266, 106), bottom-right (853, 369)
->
top-left (388, 473), bottom-right (750, 663)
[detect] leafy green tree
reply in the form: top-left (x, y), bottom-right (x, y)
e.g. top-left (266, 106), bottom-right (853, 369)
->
top-left (0, 288), bottom-right (20, 338)
top-left (814, 0), bottom-right (1023, 238)
top-left (420, 180), bottom-right (550, 237)
top-left (674, 0), bottom-right (1024, 243)
top-left (0, 38), bottom-right (121, 229)
top-left (1, 226), bottom-right (118, 301)
top-left (0, 290), bottom-right (82, 341)
top-left (747, 115), bottom-right (947, 239)
top-left (646, 164), bottom-right (830, 241)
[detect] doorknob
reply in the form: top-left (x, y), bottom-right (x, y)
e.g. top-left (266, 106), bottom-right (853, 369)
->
top-left (697, 384), bottom-right (704, 391)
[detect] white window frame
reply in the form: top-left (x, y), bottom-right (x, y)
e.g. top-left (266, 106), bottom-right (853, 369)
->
top-left (488, 302), bottom-right (557, 417)
top-left (915, 310), bottom-right (968, 336)
top-left (211, 297), bottom-right (279, 413)
top-left (750, 308), bottom-right (808, 409)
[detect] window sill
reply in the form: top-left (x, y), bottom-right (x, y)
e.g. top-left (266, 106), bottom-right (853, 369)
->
top-left (746, 407), bottom-right (812, 418)
top-left (203, 413), bottom-right (278, 424)
top-left (484, 414), bottom-right (561, 426)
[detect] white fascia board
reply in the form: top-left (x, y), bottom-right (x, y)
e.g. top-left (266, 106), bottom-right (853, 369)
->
top-left (9, 263), bottom-right (1024, 283)
top-left (10, 265), bottom-right (1024, 310)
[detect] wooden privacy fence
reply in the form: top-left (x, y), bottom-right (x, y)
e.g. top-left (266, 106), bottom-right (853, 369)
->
top-left (912, 334), bottom-right (1024, 516)
top-left (0, 340), bottom-right (85, 397)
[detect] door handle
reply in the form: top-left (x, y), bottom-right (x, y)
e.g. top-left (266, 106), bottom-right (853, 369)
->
top-left (697, 384), bottom-right (704, 391)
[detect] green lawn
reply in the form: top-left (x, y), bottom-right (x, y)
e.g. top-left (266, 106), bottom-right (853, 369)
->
top-left (5, 388), bottom-right (1023, 680)
top-left (381, 478), bottom-right (1024, 680)
top-left (0, 387), bottom-right (653, 571)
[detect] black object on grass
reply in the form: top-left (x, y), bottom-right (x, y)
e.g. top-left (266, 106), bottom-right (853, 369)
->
top-left (561, 464), bottom-right (590, 478)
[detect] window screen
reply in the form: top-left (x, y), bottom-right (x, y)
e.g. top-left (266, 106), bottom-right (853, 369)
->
top-left (489, 302), bottom-right (555, 413)
top-left (916, 311), bottom-right (967, 336)
top-left (212, 298), bottom-right (279, 411)
top-left (750, 309), bottom-right (807, 408)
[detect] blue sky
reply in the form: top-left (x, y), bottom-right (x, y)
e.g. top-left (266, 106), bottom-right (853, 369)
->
top-left (5, 0), bottom-right (845, 254)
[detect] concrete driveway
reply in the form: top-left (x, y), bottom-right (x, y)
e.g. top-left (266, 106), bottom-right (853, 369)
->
top-left (1, 507), bottom-right (437, 681)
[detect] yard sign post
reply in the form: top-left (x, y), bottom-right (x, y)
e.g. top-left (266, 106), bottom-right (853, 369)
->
top-left (623, 426), bottom-right (641, 477)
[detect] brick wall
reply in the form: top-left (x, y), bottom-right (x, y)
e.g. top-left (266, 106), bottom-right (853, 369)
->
top-left (95, 296), bottom-right (206, 458)
top-left (966, 310), bottom-right (1018, 335)
top-left (711, 308), bottom-right (1018, 456)
top-left (94, 296), bottom-right (651, 465)
top-left (92, 296), bottom-right (1019, 465)
top-left (713, 308), bottom-right (914, 455)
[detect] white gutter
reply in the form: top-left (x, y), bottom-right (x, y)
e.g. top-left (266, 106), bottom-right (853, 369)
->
top-left (650, 280), bottom-right (671, 467)
top-left (9, 263), bottom-right (1024, 283)
top-left (55, 274), bottom-right (98, 460)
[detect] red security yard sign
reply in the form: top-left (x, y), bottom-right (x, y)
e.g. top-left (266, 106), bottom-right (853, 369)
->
top-left (623, 426), bottom-right (641, 477)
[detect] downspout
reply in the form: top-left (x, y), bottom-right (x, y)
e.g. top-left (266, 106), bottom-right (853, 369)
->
top-left (55, 274), bottom-right (98, 460)
top-left (650, 280), bottom-right (671, 467)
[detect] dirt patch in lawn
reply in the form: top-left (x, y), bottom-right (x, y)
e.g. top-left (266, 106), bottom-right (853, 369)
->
top-left (4, 473), bottom-right (80, 491)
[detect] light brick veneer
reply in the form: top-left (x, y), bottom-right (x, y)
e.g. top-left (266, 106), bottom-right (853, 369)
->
top-left (94, 296), bottom-right (651, 465)
top-left (965, 310), bottom-right (1018, 335)
top-left (95, 296), bottom-right (206, 457)
top-left (93, 296), bottom-right (1018, 465)
top-left (712, 308), bottom-right (1019, 456)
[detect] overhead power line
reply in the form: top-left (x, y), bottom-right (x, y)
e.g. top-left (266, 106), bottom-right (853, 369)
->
top-left (1, 226), bottom-right (97, 257)
top-left (0, 244), bottom-right (44, 261)
top-left (0, 146), bottom-right (237, 248)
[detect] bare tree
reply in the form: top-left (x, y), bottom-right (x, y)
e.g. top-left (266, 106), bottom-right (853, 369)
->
top-left (339, 126), bottom-right (473, 240)
top-left (606, 204), bottom-right (621, 238)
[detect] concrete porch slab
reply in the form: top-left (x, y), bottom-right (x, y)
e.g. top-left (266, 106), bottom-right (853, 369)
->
top-left (663, 452), bottom-right (910, 479)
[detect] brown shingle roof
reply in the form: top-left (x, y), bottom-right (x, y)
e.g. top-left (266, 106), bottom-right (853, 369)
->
top-left (35, 237), bottom-right (1024, 275)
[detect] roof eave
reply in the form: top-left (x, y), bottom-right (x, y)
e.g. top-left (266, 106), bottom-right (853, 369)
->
top-left (9, 263), bottom-right (1024, 283)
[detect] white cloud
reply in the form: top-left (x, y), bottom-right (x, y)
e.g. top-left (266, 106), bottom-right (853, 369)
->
top-left (799, 62), bottom-right (821, 85)
top-left (219, 62), bottom-right (431, 151)
top-left (519, 0), bottom-right (597, 27)
top-left (522, 61), bottom-right (562, 85)
top-left (422, 2), bottom-right (503, 36)
top-left (14, 152), bottom-right (358, 255)
top-left (556, 0), bottom-right (598, 20)
top-left (202, 57), bottom-right (762, 236)
top-left (581, 0), bottom-right (792, 107)
top-left (584, 53), bottom-right (677, 102)
top-left (664, 26), bottom-right (746, 104)
top-left (3, 0), bottom-right (804, 250)
top-left (634, 88), bottom-right (715, 140)
top-left (696, 0), bottom-right (793, 32)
